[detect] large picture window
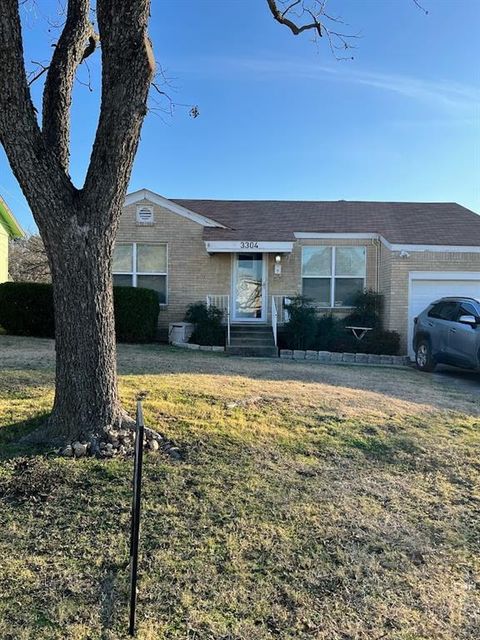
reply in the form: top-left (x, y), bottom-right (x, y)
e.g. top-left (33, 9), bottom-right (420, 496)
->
top-left (113, 243), bottom-right (167, 303)
top-left (302, 246), bottom-right (366, 307)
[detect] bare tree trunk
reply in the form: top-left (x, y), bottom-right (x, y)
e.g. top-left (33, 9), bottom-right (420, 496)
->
top-left (0, 1), bottom-right (154, 445)
top-left (44, 220), bottom-right (121, 442)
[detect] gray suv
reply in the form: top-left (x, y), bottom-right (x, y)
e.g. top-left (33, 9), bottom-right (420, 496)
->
top-left (413, 297), bottom-right (480, 372)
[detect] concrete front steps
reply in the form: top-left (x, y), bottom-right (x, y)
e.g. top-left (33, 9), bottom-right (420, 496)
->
top-left (227, 324), bottom-right (278, 358)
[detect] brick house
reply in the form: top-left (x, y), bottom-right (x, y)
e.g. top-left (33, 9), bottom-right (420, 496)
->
top-left (115, 189), bottom-right (480, 357)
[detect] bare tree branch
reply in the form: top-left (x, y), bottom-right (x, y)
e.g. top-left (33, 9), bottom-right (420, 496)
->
top-left (266, 0), bottom-right (322, 36)
top-left (9, 234), bottom-right (51, 282)
top-left (42, 0), bottom-right (96, 171)
top-left (149, 87), bottom-right (200, 122)
top-left (412, 0), bottom-right (429, 15)
top-left (282, 1), bottom-right (302, 18)
top-left (266, 0), bottom-right (361, 57)
top-left (76, 58), bottom-right (94, 92)
top-left (28, 60), bottom-right (50, 86)
top-left (83, 0), bottom-right (155, 223)
top-left (0, 0), bottom-right (75, 232)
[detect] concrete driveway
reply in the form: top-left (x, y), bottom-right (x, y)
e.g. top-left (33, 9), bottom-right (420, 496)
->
top-left (431, 365), bottom-right (480, 395)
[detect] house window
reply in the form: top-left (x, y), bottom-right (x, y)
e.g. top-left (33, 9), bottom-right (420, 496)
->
top-left (113, 243), bottom-right (167, 303)
top-left (302, 246), bottom-right (366, 307)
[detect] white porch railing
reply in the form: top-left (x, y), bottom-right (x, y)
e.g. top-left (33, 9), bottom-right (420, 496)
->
top-left (272, 295), bottom-right (292, 324)
top-left (271, 296), bottom-right (278, 347)
top-left (271, 295), bottom-right (294, 347)
top-left (206, 294), bottom-right (231, 346)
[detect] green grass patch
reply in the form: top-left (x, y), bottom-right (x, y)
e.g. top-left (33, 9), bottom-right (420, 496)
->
top-left (0, 336), bottom-right (479, 639)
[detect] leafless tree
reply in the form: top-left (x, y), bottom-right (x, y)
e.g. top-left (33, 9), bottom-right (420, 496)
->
top-left (9, 234), bottom-right (51, 283)
top-left (0, 1), bottom-right (425, 444)
top-left (0, 0), bottom-right (154, 444)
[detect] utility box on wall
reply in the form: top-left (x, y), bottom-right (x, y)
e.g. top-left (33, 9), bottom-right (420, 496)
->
top-left (168, 322), bottom-right (194, 344)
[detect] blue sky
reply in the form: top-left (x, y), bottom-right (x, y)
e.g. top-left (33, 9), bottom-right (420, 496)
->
top-left (1, 0), bottom-right (479, 232)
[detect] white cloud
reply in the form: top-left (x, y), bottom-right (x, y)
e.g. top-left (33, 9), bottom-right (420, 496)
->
top-left (177, 55), bottom-right (480, 114)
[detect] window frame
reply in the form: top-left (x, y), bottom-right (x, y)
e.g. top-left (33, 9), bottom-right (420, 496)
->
top-left (301, 245), bottom-right (367, 309)
top-left (113, 242), bottom-right (168, 305)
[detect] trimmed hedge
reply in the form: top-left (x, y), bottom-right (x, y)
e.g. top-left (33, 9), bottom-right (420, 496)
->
top-left (113, 286), bottom-right (159, 343)
top-left (316, 327), bottom-right (400, 355)
top-left (344, 289), bottom-right (384, 330)
top-left (0, 282), bottom-right (160, 343)
top-left (360, 329), bottom-right (400, 356)
top-left (284, 296), bottom-right (317, 351)
top-left (280, 323), bottom-right (400, 356)
top-left (0, 283), bottom-right (54, 338)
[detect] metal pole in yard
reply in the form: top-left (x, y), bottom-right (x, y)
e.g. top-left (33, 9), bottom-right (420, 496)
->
top-left (129, 400), bottom-right (145, 636)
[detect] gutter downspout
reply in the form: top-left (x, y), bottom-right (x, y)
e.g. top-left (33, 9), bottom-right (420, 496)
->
top-left (374, 238), bottom-right (381, 293)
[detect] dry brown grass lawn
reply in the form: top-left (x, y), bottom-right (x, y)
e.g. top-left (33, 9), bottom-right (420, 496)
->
top-left (0, 335), bottom-right (479, 639)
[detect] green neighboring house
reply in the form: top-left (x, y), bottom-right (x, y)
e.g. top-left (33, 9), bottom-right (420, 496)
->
top-left (0, 195), bottom-right (24, 282)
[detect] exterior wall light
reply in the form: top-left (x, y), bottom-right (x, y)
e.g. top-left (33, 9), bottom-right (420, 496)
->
top-left (274, 254), bottom-right (282, 275)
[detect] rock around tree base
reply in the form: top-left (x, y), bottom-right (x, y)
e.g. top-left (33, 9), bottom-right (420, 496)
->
top-left (59, 426), bottom-right (182, 461)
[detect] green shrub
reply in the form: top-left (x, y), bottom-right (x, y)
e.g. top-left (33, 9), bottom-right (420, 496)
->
top-left (313, 292), bottom-right (399, 354)
top-left (113, 286), bottom-right (159, 343)
top-left (0, 282), bottom-right (54, 337)
top-left (284, 296), bottom-right (317, 350)
top-left (184, 301), bottom-right (225, 346)
top-left (344, 289), bottom-right (383, 329)
top-left (315, 315), bottom-right (400, 355)
top-left (359, 329), bottom-right (400, 355)
top-left (0, 282), bottom-right (160, 343)
top-left (280, 290), bottom-right (400, 356)
top-left (316, 314), bottom-right (345, 351)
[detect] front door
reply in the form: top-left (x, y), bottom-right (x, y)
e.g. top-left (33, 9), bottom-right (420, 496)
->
top-left (233, 253), bottom-right (266, 321)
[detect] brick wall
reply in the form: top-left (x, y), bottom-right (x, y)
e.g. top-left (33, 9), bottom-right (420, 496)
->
top-left (117, 200), bottom-right (231, 334)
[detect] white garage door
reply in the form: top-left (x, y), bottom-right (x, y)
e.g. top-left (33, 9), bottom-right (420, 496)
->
top-left (407, 273), bottom-right (480, 359)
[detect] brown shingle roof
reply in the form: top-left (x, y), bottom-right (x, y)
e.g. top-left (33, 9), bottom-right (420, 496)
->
top-left (171, 199), bottom-right (480, 246)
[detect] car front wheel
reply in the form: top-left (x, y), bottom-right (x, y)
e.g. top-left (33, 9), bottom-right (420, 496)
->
top-left (415, 340), bottom-right (436, 372)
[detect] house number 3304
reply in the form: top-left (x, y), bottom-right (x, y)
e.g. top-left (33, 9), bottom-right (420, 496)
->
top-left (240, 241), bottom-right (259, 249)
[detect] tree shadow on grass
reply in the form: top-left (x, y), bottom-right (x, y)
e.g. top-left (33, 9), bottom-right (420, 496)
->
top-left (99, 560), bottom-right (125, 639)
top-left (344, 434), bottom-right (415, 457)
top-left (114, 344), bottom-right (480, 416)
top-left (339, 432), bottom-right (429, 471)
top-left (0, 413), bottom-right (53, 460)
